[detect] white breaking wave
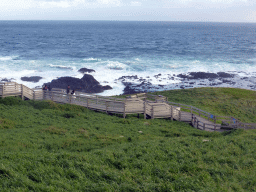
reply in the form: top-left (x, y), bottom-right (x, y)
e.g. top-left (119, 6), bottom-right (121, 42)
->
top-left (106, 62), bottom-right (127, 70)
top-left (83, 58), bottom-right (101, 62)
top-left (48, 64), bottom-right (75, 70)
top-left (0, 56), bottom-right (18, 61)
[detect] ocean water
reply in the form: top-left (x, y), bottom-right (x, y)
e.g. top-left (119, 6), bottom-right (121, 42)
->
top-left (0, 20), bottom-right (256, 95)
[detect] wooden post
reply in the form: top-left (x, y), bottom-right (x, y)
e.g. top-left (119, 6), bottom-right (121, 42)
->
top-left (203, 123), bottom-right (205, 130)
top-left (2, 84), bottom-right (5, 96)
top-left (52, 92), bottom-right (54, 101)
top-left (197, 120), bottom-right (199, 129)
top-left (96, 95), bottom-right (98, 104)
top-left (33, 91), bottom-right (36, 100)
top-left (123, 102), bottom-right (126, 118)
top-left (43, 90), bottom-right (45, 100)
top-left (21, 85), bottom-right (24, 100)
top-left (51, 91), bottom-right (53, 101)
top-left (214, 116), bottom-right (216, 124)
top-left (87, 98), bottom-right (89, 108)
top-left (171, 106), bottom-right (173, 121)
top-left (107, 101), bottom-right (110, 114)
top-left (152, 106), bottom-right (154, 119)
top-left (144, 99), bottom-right (146, 119)
top-left (179, 110), bottom-right (181, 121)
top-left (69, 94), bottom-right (71, 104)
top-left (199, 111), bottom-right (201, 117)
top-left (191, 114), bottom-right (194, 124)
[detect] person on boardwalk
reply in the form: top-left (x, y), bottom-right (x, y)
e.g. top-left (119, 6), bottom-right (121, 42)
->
top-left (43, 85), bottom-right (48, 90)
top-left (67, 85), bottom-right (70, 94)
top-left (71, 89), bottom-right (76, 98)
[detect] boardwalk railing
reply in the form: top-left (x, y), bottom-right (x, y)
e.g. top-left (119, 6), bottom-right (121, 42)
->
top-left (0, 82), bottom-right (256, 131)
top-left (0, 82), bottom-right (43, 100)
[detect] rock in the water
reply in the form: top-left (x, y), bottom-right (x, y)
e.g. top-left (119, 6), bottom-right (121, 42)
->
top-left (217, 72), bottom-right (234, 78)
top-left (123, 84), bottom-right (140, 95)
top-left (44, 74), bottom-right (112, 94)
top-left (1, 78), bottom-right (11, 82)
top-left (177, 72), bottom-right (234, 80)
top-left (118, 75), bottom-right (139, 80)
top-left (21, 76), bottom-right (42, 83)
top-left (78, 68), bottom-right (95, 73)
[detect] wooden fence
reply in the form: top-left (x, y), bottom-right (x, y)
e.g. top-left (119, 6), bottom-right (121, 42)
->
top-left (0, 82), bottom-right (43, 100)
top-left (0, 82), bottom-right (256, 131)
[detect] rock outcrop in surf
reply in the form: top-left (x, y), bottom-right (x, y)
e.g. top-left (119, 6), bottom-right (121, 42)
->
top-left (44, 74), bottom-right (112, 93)
top-left (78, 68), bottom-right (96, 73)
top-left (21, 76), bottom-right (43, 83)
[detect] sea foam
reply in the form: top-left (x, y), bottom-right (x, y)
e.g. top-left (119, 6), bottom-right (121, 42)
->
top-left (0, 56), bottom-right (18, 61)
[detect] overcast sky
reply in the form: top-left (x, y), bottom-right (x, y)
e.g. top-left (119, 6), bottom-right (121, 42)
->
top-left (0, 0), bottom-right (255, 22)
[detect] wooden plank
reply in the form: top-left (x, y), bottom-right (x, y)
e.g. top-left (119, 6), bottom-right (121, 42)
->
top-left (2, 88), bottom-right (21, 91)
top-left (2, 92), bottom-right (21, 95)
top-left (3, 85), bottom-right (21, 88)
top-left (3, 89), bottom-right (21, 92)
top-left (3, 86), bottom-right (21, 89)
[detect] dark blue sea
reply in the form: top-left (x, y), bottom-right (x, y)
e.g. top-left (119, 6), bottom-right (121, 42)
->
top-left (0, 21), bottom-right (256, 95)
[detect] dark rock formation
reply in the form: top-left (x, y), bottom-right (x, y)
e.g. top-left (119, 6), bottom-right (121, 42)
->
top-left (21, 76), bottom-right (42, 83)
top-left (78, 68), bottom-right (95, 73)
top-left (121, 81), bottom-right (149, 95)
top-left (123, 83), bottom-right (141, 95)
top-left (154, 74), bottom-right (162, 78)
top-left (118, 75), bottom-right (139, 81)
top-left (44, 74), bottom-right (112, 93)
top-left (217, 72), bottom-right (234, 78)
top-left (1, 78), bottom-right (13, 82)
top-left (177, 72), bottom-right (234, 80)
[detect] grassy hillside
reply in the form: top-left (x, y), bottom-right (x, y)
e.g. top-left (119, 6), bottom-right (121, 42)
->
top-left (152, 87), bottom-right (256, 123)
top-left (0, 88), bottom-right (255, 191)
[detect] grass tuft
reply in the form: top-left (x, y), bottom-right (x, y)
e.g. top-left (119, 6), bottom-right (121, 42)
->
top-left (42, 126), bottom-right (67, 135)
top-left (0, 118), bottom-right (16, 129)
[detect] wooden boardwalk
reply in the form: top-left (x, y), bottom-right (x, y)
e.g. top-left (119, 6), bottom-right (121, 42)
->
top-left (1, 82), bottom-right (256, 132)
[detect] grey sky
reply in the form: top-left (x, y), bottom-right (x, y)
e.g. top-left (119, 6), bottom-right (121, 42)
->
top-left (0, 0), bottom-right (255, 22)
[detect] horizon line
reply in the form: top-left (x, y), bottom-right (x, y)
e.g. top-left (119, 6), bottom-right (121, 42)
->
top-left (0, 19), bottom-right (256, 24)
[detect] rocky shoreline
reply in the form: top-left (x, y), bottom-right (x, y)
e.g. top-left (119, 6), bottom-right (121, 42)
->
top-left (116, 72), bottom-right (256, 95)
top-left (1, 70), bottom-right (255, 95)
top-left (43, 74), bottom-right (112, 93)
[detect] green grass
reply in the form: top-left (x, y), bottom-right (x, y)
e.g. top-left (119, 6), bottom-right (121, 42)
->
top-left (0, 88), bottom-right (256, 191)
top-left (151, 87), bottom-right (256, 123)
